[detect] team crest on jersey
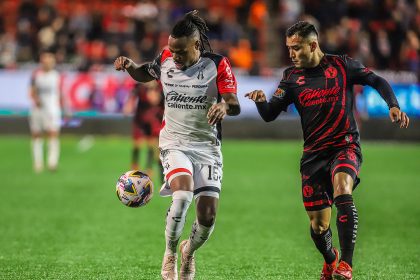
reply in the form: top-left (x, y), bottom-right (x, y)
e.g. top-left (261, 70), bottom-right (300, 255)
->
top-left (197, 65), bottom-right (205, 80)
top-left (274, 88), bottom-right (285, 98)
top-left (302, 185), bottom-right (314, 198)
top-left (324, 66), bottom-right (337, 79)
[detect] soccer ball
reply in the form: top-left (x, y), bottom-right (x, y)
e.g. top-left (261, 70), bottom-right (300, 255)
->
top-left (116, 170), bottom-right (153, 207)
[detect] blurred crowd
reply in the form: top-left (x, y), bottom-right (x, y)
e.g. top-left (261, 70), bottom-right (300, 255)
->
top-left (0, 0), bottom-right (419, 76)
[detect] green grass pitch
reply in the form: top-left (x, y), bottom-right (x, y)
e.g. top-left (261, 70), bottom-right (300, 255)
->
top-left (0, 136), bottom-right (419, 279)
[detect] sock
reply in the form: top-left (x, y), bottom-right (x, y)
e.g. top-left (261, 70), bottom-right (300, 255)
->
top-left (132, 147), bottom-right (139, 169)
top-left (164, 190), bottom-right (193, 256)
top-left (185, 221), bottom-right (215, 256)
top-left (335, 194), bottom-right (358, 267)
top-left (47, 137), bottom-right (60, 169)
top-left (32, 138), bottom-right (44, 171)
top-left (310, 226), bottom-right (336, 264)
top-left (146, 146), bottom-right (154, 170)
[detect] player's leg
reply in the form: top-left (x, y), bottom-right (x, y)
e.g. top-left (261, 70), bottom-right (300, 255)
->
top-left (307, 208), bottom-right (339, 280)
top-left (29, 109), bottom-right (44, 173)
top-left (330, 148), bottom-right (361, 280)
top-left (131, 123), bottom-right (144, 170)
top-left (179, 159), bottom-right (222, 280)
top-left (145, 137), bottom-right (159, 176)
top-left (161, 150), bottom-right (194, 280)
top-left (31, 133), bottom-right (44, 173)
top-left (179, 196), bottom-right (217, 280)
top-left (46, 130), bottom-right (60, 171)
top-left (302, 164), bottom-right (338, 280)
top-left (45, 110), bottom-right (61, 171)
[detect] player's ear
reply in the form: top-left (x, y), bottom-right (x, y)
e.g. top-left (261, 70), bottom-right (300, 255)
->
top-left (194, 39), bottom-right (200, 51)
top-left (310, 41), bottom-right (317, 52)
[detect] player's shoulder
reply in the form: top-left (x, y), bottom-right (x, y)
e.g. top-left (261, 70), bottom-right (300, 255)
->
top-left (325, 53), bottom-right (359, 67)
top-left (201, 51), bottom-right (229, 66)
top-left (159, 48), bottom-right (173, 65)
top-left (280, 66), bottom-right (298, 81)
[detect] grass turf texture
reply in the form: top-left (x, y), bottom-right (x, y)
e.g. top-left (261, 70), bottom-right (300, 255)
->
top-left (0, 136), bottom-right (419, 279)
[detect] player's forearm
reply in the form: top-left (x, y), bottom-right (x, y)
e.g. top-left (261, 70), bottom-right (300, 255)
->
top-left (226, 103), bottom-right (240, 116)
top-left (365, 74), bottom-right (400, 109)
top-left (126, 63), bottom-right (155, 83)
top-left (255, 101), bottom-right (281, 122)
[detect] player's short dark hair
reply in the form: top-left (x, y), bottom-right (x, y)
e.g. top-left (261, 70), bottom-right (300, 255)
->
top-left (171, 10), bottom-right (212, 52)
top-left (286, 21), bottom-right (318, 39)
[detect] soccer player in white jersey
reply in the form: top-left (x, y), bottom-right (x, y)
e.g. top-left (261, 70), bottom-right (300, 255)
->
top-left (114, 10), bottom-right (240, 280)
top-left (29, 51), bottom-right (62, 173)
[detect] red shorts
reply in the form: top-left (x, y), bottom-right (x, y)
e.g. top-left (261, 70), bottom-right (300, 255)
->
top-left (300, 146), bottom-right (362, 211)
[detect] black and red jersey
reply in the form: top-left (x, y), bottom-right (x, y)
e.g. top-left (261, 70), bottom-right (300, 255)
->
top-left (264, 55), bottom-right (384, 158)
top-left (132, 84), bottom-right (164, 128)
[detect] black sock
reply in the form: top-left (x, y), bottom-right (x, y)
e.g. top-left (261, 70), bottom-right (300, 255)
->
top-left (132, 147), bottom-right (139, 167)
top-left (335, 194), bottom-right (358, 267)
top-left (310, 226), bottom-right (336, 264)
top-left (146, 146), bottom-right (154, 169)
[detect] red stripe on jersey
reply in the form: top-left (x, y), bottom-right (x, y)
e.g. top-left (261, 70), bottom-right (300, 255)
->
top-left (216, 57), bottom-right (237, 94)
top-left (331, 163), bottom-right (358, 184)
top-left (160, 119), bottom-right (166, 130)
top-left (160, 49), bottom-right (172, 64)
top-left (304, 199), bottom-right (332, 207)
top-left (304, 57), bottom-right (347, 152)
top-left (166, 168), bottom-right (192, 180)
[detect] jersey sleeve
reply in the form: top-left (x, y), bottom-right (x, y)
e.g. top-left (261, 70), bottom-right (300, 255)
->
top-left (345, 56), bottom-right (373, 85)
top-left (146, 49), bottom-right (172, 80)
top-left (268, 69), bottom-right (293, 112)
top-left (345, 55), bottom-right (400, 108)
top-left (216, 57), bottom-right (237, 94)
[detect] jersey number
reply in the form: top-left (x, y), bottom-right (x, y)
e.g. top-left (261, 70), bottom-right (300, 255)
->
top-left (207, 165), bottom-right (221, 181)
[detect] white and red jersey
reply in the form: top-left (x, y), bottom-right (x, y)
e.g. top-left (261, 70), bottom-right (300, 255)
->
top-left (146, 49), bottom-right (237, 152)
top-left (31, 69), bottom-right (61, 114)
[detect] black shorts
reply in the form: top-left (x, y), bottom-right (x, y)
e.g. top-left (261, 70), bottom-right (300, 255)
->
top-left (300, 145), bottom-right (362, 211)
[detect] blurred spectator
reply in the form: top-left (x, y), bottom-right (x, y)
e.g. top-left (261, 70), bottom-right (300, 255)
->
top-left (0, 0), bottom-right (417, 76)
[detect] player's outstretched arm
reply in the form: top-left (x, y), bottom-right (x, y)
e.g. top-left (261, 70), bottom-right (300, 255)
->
top-left (361, 73), bottom-right (409, 128)
top-left (245, 90), bottom-right (283, 122)
top-left (114, 56), bottom-right (155, 83)
top-left (389, 107), bottom-right (409, 128)
top-left (245, 90), bottom-right (267, 103)
top-left (207, 93), bottom-right (240, 125)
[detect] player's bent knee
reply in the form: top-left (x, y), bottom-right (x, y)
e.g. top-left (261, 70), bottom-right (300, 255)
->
top-left (310, 220), bottom-right (330, 234)
top-left (196, 196), bottom-right (218, 227)
top-left (170, 175), bottom-right (194, 192)
top-left (197, 211), bottom-right (216, 227)
top-left (333, 183), bottom-right (353, 197)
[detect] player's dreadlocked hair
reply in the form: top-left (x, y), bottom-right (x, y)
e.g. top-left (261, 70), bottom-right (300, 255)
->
top-left (171, 10), bottom-right (212, 53)
top-left (286, 21), bottom-right (319, 39)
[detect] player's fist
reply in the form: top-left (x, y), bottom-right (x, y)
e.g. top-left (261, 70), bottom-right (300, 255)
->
top-left (207, 103), bottom-right (228, 125)
top-left (114, 56), bottom-right (133, 72)
top-left (245, 90), bottom-right (266, 102)
top-left (389, 107), bottom-right (409, 128)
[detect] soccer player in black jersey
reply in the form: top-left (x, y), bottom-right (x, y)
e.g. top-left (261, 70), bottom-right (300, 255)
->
top-left (246, 21), bottom-right (409, 280)
top-left (124, 82), bottom-right (164, 173)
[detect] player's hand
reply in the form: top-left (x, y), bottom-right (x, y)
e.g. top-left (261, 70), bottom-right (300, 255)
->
top-left (207, 103), bottom-right (228, 125)
top-left (244, 90), bottom-right (267, 102)
top-left (114, 56), bottom-right (133, 72)
top-left (389, 107), bottom-right (409, 128)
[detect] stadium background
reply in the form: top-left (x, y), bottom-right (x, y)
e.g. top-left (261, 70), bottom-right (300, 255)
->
top-left (0, 0), bottom-right (419, 279)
